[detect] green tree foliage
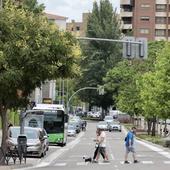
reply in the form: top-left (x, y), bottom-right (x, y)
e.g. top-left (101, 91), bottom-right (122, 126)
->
top-left (77, 0), bottom-right (122, 110)
top-left (0, 1), bottom-right (80, 158)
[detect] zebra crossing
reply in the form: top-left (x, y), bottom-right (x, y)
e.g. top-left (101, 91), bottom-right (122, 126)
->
top-left (53, 160), bottom-right (170, 167)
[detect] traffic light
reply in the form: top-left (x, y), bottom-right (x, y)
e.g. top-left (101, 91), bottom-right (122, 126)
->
top-left (123, 37), bottom-right (135, 59)
top-left (123, 36), bottom-right (147, 59)
top-left (136, 37), bottom-right (148, 59)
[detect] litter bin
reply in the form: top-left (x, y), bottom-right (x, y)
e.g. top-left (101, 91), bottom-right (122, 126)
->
top-left (17, 135), bottom-right (27, 164)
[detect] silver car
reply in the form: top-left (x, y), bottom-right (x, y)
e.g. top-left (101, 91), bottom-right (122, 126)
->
top-left (108, 120), bottom-right (122, 132)
top-left (97, 121), bottom-right (109, 130)
top-left (7, 126), bottom-right (49, 158)
top-left (67, 125), bottom-right (76, 137)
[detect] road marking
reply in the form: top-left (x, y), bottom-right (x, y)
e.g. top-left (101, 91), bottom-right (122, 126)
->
top-left (54, 163), bottom-right (67, 166)
top-left (114, 165), bottom-right (118, 168)
top-left (136, 140), bottom-right (170, 159)
top-left (164, 161), bottom-right (170, 164)
top-left (77, 162), bottom-right (89, 166)
top-left (98, 162), bottom-right (111, 165)
top-left (142, 161), bottom-right (153, 164)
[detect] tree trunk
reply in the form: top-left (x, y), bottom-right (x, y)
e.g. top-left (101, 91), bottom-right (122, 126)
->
top-left (0, 106), bottom-right (8, 165)
top-left (151, 118), bottom-right (156, 136)
top-left (147, 119), bottom-right (152, 135)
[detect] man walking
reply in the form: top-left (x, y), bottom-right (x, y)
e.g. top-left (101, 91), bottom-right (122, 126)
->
top-left (124, 126), bottom-right (138, 164)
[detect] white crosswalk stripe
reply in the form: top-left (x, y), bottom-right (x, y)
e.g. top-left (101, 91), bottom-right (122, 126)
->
top-left (141, 161), bottom-right (154, 164)
top-left (52, 160), bottom-right (170, 167)
top-left (77, 162), bottom-right (89, 166)
top-left (164, 161), bottom-right (170, 164)
top-left (54, 163), bottom-right (67, 166)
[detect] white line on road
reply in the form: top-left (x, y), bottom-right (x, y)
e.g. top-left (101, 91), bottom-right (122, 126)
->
top-left (164, 161), bottom-right (170, 164)
top-left (137, 140), bottom-right (170, 159)
top-left (54, 163), bottom-right (67, 166)
top-left (77, 162), bottom-right (89, 166)
top-left (142, 161), bottom-right (153, 164)
top-left (98, 162), bottom-right (111, 165)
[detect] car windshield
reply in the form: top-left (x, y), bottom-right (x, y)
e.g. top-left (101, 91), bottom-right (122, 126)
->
top-left (105, 116), bottom-right (113, 120)
top-left (68, 126), bottom-right (75, 130)
top-left (10, 128), bottom-right (38, 139)
top-left (99, 122), bottom-right (107, 125)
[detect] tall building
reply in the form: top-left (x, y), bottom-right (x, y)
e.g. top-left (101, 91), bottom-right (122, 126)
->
top-left (120, 0), bottom-right (170, 41)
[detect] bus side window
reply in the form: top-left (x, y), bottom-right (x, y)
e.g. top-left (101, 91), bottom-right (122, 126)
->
top-left (64, 115), bottom-right (68, 123)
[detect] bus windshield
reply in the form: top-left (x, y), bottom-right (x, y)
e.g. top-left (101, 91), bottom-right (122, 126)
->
top-left (44, 110), bottom-right (64, 133)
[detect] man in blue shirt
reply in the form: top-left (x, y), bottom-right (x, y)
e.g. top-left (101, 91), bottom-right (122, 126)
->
top-left (124, 127), bottom-right (138, 164)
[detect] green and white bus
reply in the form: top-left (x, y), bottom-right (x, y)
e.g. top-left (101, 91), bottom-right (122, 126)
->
top-left (28, 104), bottom-right (68, 146)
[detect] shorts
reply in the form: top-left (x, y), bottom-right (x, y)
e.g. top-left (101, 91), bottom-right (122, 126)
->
top-left (126, 146), bottom-right (135, 153)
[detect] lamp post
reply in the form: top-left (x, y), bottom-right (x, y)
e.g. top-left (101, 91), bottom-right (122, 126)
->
top-left (67, 86), bottom-right (104, 114)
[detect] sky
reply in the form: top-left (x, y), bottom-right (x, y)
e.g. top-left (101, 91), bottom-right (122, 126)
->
top-left (38, 0), bottom-right (120, 22)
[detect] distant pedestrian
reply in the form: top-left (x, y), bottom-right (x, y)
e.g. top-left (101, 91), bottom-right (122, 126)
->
top-left (124, 127), bottom-right (138, 164)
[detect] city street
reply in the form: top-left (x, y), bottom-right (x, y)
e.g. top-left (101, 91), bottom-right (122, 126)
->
top-left (11, 121), bottom-right (170, 170)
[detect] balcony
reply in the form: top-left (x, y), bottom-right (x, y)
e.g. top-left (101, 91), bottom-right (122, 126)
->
top-left (120, 11), bottom-right (133, 17)
top-left (155, 24), bottom-right (167, 29)
top-left (156, 0), bottom-right (167, 4)
top-left (155, 12), bottom-right (167, 17)
top-left (121, 24), bottom-right (132, 30)
top-left (120, 0), bottom-right (133, 5)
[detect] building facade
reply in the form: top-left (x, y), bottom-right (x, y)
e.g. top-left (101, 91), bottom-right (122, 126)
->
top-left (120, 0), bottom-right (170, 41)
top-left (66, 13), bottom-right (89, 37)
top-left (31, 13), bottom-right (67, 104)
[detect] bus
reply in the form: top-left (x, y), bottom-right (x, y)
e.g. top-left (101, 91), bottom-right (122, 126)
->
top-left (25, 104), bottom-right (68, 146)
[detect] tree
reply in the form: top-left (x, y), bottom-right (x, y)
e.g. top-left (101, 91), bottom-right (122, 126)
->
top-left (77, 0), bottom-right (122, 111)
top-left (0, 1), bottom-right (80, 162)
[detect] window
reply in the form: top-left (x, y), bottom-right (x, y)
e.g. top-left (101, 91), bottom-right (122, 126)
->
top-left (71, 27), bottom-right (74, 31)
top-left (156, 17), bottom-right (166, 24)
top-left (140, 16), bottom-right (150, 21)
top-left (155, 29), bottom-right (166, 36)
top-left (156, 4), bottom-right (166, 12)
top-left (76, 26), bottom-right (80, 31)
top-left (140, 28), bottom-right (149, 34)
top-left (141, 4), bottom-right (150, 8)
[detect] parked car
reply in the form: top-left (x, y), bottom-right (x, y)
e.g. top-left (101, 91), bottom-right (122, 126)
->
top-left (97, 121), bottom-right (109, 130)
top-left (67, 125), bottom-right (76, 137)
top-left (108, 120), bottom-right (122, 132)
top-left (7, 126), bottom-right (49, 158)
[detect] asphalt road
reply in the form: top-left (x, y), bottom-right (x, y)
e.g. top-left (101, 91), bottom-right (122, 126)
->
top-left (9, 122), bottom-right (170, 170)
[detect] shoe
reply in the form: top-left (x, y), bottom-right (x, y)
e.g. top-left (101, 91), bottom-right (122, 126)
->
top-left (134, 160), bottom-right (139, 163)
top-left (92, 160), bottom-right (98, 163)
top-left (124, 160), bottom-right (130, 164)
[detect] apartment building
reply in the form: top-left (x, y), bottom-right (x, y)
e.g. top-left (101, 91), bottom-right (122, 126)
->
top-left (120, 0), bottom-right (170, 41)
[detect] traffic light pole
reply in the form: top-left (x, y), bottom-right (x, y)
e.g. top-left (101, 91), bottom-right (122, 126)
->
top-left (77, 36), bottom-right (147, 59)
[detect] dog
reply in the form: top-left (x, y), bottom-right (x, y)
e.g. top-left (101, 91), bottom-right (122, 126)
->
top-left (83, 156), bottom-right (92, 162)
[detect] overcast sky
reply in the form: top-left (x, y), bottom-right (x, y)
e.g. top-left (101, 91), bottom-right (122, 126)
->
top-left (38, 0), bottom-right (120, 22)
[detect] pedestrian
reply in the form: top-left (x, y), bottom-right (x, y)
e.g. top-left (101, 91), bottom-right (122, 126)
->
top-left (124, 126), bottom-right (138, 164)
top-left (95, 128), bottom-right (109, 163)
top-left (92, 128), bottom-right (105, 162)
top-left (84, 128), bottom-right (104, 163)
